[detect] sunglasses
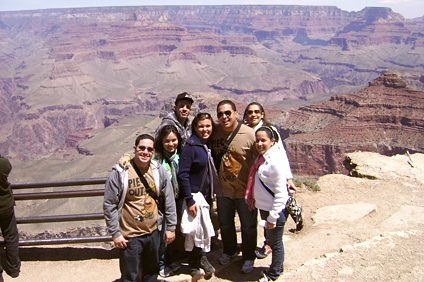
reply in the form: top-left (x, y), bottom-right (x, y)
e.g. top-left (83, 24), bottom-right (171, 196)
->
top-left (196, 112), bottom-right (211, 118)
top-left (247, 110), bottom-right (261, 115)
top-left (217, 110), bottom-right (232, 118)
top-left (136, 146), bottom-right (154, 153)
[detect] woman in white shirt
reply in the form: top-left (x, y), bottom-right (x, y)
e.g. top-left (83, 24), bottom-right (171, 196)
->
top-left (245, 126), bottom-right (289, 282)
top-left (243, 102), bottom-right (302, 260)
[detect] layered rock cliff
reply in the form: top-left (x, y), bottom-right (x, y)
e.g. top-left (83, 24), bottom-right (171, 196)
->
top-left (0, 5), bottom-right (423, 162)
top-left (277, 73), bottom-right (424, 175)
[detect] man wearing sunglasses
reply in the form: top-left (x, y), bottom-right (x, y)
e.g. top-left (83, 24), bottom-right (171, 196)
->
top-left (211, 100), bottom-right (258, 274)
top-left (104, 134), bottom-right (177, 282)
top-left (156, 92), bottom-right (194, 146)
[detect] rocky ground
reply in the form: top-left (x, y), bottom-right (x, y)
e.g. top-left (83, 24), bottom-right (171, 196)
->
top-left (2, 152), bottom-right (423, 282)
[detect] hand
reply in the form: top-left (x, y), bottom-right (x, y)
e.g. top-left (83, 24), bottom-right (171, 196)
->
top-left (265, 221), bottom-right (276, 230)
top-left (118, 154), bottom-right (131, 169)
top-left (113, 235), bottom-right (128, 249)
top-left (287, 179), bottom-right (297, 193)
top-left (188, 203), bottom-right (198, 218)
top-left (165, 230), bottom-right (175, 245)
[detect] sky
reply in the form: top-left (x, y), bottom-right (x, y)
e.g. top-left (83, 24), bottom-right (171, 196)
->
top-left (0, 0), bottom-right (423, 19)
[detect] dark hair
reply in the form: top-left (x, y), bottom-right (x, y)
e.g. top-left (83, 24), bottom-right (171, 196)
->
top-left (217, 99), bottom-right (237, 112)
top-left (135, 134), bottom-right (154, 146)
top-left (256, 126), bottom-right (279, 143)
top-left (191, 112), bottom-right (215, 136)
top-left (243, 102), bottom-right (272, 127)
top-left (154, 125), bottom-right (182, 161)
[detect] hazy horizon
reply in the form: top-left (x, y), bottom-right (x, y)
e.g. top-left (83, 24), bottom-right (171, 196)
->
top-left (0, 0), bottom-right (422, 19)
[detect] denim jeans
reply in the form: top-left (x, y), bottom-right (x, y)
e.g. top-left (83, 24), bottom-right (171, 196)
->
top-left (217, 196), bottom-right (257, 260)
top-left (260, 209), bottom-right (288, 281)
top-left (0, 207), bottom-right (21, 277)
top-left (120, 229), bottom-right (160, 282)
top-left (159, 231), bottom-right (175, 270)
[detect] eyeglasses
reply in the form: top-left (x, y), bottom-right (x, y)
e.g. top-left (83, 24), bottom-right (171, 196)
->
top-left (247, 110), bottom-right (261, 115)
top-left (217, 110), bottom-right (232, 118)
top-left (196, 112), bottom-right (211, 119)
top-left (136, 146), bottom-right (154, 153)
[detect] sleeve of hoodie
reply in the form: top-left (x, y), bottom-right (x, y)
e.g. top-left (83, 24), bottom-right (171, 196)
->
top-left (159, 165), bottom-right (177, 231)
top-left (266, 158), bottom-right (289, 225)
top-left (103, 169), bottom-right (122, 239)
top-left (177, 144), bottom-right (196, 207)
top-left (155, 117), bottom-right (175, 139)
top-left (0, 157), bottom-right (12, 191)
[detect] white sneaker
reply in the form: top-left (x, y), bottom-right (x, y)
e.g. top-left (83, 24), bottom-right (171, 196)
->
top-left (241, 259), bottom-right (255, 273)
top-left (258, 273), bottom-right (271, 282)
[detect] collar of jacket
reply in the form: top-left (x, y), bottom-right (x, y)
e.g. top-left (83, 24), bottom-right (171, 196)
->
top-left (262, 143), bottom-right (279, 163)
top-left (186, 134), bottom-right (207, 146)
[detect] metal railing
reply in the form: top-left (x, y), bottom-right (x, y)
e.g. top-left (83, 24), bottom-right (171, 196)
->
top-left (5, 178), bottom-right (111, 246)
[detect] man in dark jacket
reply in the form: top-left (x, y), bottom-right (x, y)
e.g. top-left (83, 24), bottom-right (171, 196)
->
top-left (0, 155), bottom-right (21, 281)
top-left (155, 92), bottom-right (193, 146)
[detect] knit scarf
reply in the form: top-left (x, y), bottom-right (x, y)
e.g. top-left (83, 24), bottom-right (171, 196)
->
top-left (202, 144), bottom-right (222, 197)
top-left (163, 150), bottom-right (179, 198)
top-left (245, 154), bottom-right (265, 211)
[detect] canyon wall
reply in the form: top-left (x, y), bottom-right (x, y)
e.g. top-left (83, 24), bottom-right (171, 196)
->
top-left (277, 73), bottom-right (424, 175)
top-left (0, 5), bottom-right (423, 166)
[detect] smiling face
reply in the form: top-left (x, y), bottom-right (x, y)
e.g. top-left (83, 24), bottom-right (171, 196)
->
top-left (246, 104), bottom-right (264, 127)
top-left (162, 132), bottom-right (179, 154)
top-left (195, 118), bottom-right (213, 142)
top-left (174, 99), bottom-right (192, 123)
top-left (133, 138), bottom-right (154, 168)
top-left (255, 130), bottom-right (275, 155)
top-left (217, 103), bottom-right (238, 132)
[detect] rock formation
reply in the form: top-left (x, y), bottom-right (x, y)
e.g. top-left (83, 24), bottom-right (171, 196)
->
top-left (278, 73), bottom-right (424, 175)
top-left (0, 5), bottom-right (423, 163)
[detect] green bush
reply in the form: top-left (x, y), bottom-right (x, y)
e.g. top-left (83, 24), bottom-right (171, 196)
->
top-left (293, 177), bottom-right (321, 192)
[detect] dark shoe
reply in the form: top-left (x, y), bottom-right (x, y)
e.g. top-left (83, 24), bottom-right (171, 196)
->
top-left (7, 270), bottom-right (19, 279)
top-left (296, 215), bottom-right (304, 232)
top-left (255, 244), bottom-right (272, 259)
top-left (190, 268), bottom-right (204, 277)
top-left (219, 252), bottom-right (237, 265)
top-left (159, 262), bottom-right (181, 277)
top-left (200, 255), bottom-right (215, 274)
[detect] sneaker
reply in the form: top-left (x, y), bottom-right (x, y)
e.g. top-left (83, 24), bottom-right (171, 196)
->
top-left (241, 259), bottom-right (255, 274)
top-left (219, 252), bottom-right (237, 266)
top-left (159, 262), bottom-right (180, 278)
top-left (255, 244), bottom-right (272, 259)
top-left (159, 268), bottom-right (168, 278)
top-left (258, 273), bottom-right (271, 282)
top-left (200, 256), bottom-right (215, 274)
top-left (190, 267), bottom-right (205, 277)
top-left (168, 262), bottom-right (181, 273)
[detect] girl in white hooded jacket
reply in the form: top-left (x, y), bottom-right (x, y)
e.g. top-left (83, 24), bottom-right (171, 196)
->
top-left (245, 126), bottom-right (290, 282)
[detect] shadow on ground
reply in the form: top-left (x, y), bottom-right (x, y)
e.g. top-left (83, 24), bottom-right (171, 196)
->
top-left (13, 246), bottom-right (120, 261)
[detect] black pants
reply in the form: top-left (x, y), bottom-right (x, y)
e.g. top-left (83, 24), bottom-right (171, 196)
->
top-left (0, 207), bottom-right (21, 276)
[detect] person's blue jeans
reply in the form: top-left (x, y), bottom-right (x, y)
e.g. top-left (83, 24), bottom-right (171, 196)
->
top-left (260, 209), bottom-right (288, 281)
top-left (217, 196), bottom-right (257, 260)
top-left (120, 229), bottom-right (160, 282)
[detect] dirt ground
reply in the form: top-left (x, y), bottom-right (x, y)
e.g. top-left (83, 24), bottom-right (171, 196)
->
top-left (3, 152), bottom-right (423, 282)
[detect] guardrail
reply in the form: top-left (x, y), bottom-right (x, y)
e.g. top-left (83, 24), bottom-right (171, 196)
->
top-left (4, 178), bottom-right (111, 246)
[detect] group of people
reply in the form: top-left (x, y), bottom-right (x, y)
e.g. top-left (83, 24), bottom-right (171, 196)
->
top-left (103, 92), bottom-right (300, 282)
